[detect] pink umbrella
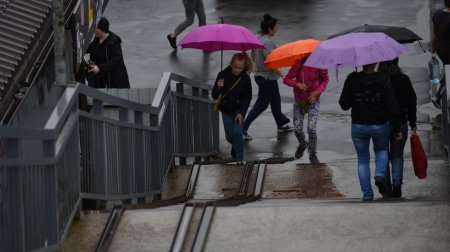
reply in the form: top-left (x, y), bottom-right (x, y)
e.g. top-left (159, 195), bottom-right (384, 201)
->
top-left (179, 24), bottom-right (265, 68)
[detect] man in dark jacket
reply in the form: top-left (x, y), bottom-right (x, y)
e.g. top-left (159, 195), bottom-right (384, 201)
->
top-left (87, 17), bottom-right (130, 88)
top-left (339, 63), bottom-right (402, 201)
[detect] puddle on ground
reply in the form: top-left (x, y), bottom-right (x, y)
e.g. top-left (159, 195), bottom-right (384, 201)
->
top-left (194, 164), bottom-right (245, 200)
top-left (263, 163), bottom-right (343, 199)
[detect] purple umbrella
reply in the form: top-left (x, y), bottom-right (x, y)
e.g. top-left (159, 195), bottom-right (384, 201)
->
top-left (304, 32), bottom-right (407, 69)
top-left (179, 24), bottom-right (265, 68)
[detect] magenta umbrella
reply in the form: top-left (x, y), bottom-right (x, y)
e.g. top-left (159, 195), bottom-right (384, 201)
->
top-left (305, 32), bottom-right (407, 69)
top-left (179, 24), bottom-right (265, 69)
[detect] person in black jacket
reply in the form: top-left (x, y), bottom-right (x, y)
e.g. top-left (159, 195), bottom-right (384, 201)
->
top-left (430, 0), bottom-right (450, 108)
top-left (87, 17), bottom-right (130, 88)
top-left (339, 63), bottom-right (403, 201)
top-left (212, 53), bottom-right (253, 162)
top-left (378, 58), bottom-right (417, 198)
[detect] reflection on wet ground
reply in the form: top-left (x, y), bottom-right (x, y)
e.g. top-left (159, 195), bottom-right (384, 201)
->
top-left (263, 163), bottom-right (343, 199)
top-left (193, 164), bottom-right (246, 200)
top-left (161, 165), bottom-right (192, 200)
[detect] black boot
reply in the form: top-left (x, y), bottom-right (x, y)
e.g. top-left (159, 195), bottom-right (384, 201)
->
top-left (391, 185), bottom-right (402, 198)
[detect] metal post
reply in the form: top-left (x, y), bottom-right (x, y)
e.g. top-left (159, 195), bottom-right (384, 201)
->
top-left (52, 0), bottom-right (67, 84)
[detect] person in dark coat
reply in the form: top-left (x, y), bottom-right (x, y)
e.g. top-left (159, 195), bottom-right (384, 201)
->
top-left (378, 58), bottom-right (417, 198)
top-left (429, 0), bottom-right (450, 108)
top-left (339, 63), bottom-right (403, 201)
top-left (212, 53), bottom-right (253, 162)
top-left (87, 17), bottom-right (130, 88)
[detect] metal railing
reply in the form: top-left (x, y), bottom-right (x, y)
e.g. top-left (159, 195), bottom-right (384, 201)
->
top-left (0, 72), bottom-right (218, 251)
top-left (0, 114), bottom-right (81, 252)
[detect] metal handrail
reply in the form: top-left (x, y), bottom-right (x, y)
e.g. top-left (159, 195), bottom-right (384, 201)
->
top-left (0, 72), bottom-right (218, 251)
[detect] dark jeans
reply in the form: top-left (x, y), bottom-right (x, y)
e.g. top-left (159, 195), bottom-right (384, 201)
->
top-left (385, 123), bottom-right (408, 190)
top-left (222, 112), bottom-right (244, 161)
top-left (243, 76), bottom-right (290, 132)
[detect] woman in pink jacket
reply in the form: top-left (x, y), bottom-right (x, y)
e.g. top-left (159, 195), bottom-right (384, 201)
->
top-left (283, 55), bottom-right (329, 163)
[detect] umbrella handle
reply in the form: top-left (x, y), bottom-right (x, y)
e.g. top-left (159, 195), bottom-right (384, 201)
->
top-left (417, 41), bottom-right (426, 53)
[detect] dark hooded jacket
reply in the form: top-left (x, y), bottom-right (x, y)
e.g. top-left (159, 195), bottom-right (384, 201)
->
top-left (339, 71), bottom-right (401, 132)
top-left (87, 32), bottom-right (130, 88)
top-left (389, 72), bottom-right (417, 129)
top-left (211, 66), bottom-right (252, 116)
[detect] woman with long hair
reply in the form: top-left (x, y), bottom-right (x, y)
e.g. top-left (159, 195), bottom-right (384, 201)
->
top-left (378, 58), bottom-right (417, 198)
top-left (212, 53), bottom-right (254, 162)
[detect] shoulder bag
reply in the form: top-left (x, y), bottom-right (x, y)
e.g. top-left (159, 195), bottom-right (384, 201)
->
top-left (213, 77), bottom-right (242, 112)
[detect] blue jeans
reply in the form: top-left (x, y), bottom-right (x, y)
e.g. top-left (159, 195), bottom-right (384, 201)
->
top-left (385, 123), bottom-right (408, 188)
top-left (243, 76), bottom-right (290, 132)
top-left (351, 123), bottom-right (390, 199)
top-left (222, 112), bottom-right (244, 161)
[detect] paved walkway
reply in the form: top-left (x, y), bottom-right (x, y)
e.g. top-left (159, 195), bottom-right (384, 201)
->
top-left (61, 1), bottom-right (450, 251)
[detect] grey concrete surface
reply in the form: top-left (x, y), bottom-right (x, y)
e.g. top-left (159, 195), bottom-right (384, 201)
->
top-left (67, 1), bottom-right (450, 251)
top-left (108, 206), bottom-right (182, 252)
top-left (205, 201), bottom-right (450, 252)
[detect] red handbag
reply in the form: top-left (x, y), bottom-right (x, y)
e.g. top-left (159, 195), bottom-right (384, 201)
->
top-left (410, 132), bottom-right (427, 179)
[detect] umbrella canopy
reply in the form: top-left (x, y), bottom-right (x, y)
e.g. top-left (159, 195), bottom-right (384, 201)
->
top-left (304, 32), bottom-right (407, 69)
top-left (328, 24), bottom-right (422, 44)
top-left (178, 24), bottom-right (265, 52)
top-left (264, 39), bottom-right (321, 69)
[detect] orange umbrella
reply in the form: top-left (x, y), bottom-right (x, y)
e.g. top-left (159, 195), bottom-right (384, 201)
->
top-left (264, 39), bottom-right (321, 69)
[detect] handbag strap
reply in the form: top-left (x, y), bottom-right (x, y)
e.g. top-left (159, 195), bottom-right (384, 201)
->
top-left (217, 77), bottom-right (242, 103)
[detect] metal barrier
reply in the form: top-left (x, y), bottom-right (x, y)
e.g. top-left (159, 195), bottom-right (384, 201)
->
top-left (0, 114), bottom-right (81, 252)
top-left (0, 72), bottom-right (218, 251)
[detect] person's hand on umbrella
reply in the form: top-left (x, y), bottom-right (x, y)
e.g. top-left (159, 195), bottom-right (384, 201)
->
top-left (296, 82), bottom-right (307, 91)
top-left (88, 65), bottom-right (100, 74)
top-left (308, 91), bottom-right (320, 103)
top-left (235, 113), bottom-right (244, 126)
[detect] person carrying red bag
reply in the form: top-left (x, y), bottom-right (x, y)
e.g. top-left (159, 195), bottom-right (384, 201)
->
top-left (378, 58), bottom-right (417, 198)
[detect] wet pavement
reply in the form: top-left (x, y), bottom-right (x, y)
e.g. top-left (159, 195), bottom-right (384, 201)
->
top-left (61, 0), bottom-right (450, 251)
top-left (62, 211), bottom-right (110, 252)
top-left (263, 163), bottom-right (343, 199)
top-left (193, 164), bottom-right (246, 200)
top-left (161, 165), bottom-right (192, 200)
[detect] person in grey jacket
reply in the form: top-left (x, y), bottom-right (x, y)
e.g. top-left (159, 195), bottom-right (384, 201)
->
top-left (242, 13), bottom-right (292, 141)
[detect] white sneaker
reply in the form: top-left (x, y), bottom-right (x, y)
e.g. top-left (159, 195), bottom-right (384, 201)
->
top-left (243, 131), bottom-right (253, 140)
top-left (277, 124), bottom-right (293, 132)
